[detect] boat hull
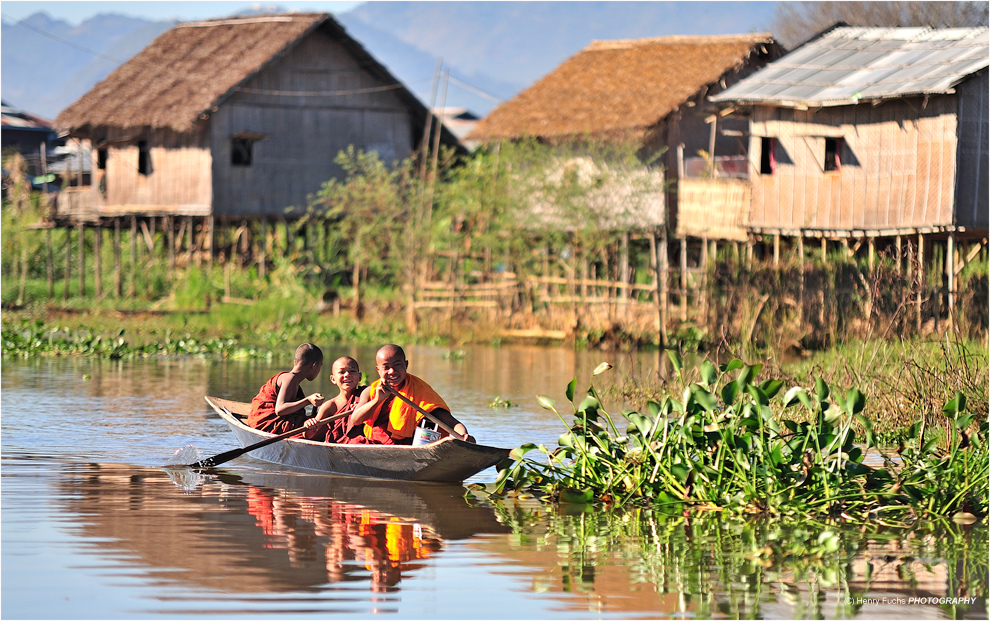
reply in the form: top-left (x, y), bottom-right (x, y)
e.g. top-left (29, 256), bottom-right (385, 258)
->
top-left (205, 396), bottom-right (510, 483)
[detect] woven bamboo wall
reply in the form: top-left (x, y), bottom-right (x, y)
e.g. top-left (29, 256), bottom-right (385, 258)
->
top-left (211, 31), bottom-right (414, 218)
top-left (100, 127), bottom-right (212, 215)
top-left (676, 178), bottom-right (749, 240)
top-left (748, 95), bottom-right (963, 233)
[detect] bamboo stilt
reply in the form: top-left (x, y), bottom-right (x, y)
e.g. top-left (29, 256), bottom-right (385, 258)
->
top-left (114, 218), bottom-right (122, 297)
top-left (78, 223), bottom-right (85, 297)
top-left (46, 229), bottom-right (54, 299)
top-left (94, 225), bottom-right (102, 298)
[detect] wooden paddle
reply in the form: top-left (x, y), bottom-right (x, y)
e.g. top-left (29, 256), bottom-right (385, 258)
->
top-left (380, 382), bottom-right (469, 442)
top-left (185, 408), bottom-right (351, 469)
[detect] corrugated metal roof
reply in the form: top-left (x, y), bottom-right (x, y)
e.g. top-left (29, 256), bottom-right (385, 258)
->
top-left (711, 27), bottom-right (988, 107)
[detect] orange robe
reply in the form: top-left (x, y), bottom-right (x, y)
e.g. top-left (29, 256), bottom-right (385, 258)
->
top-left (362, 374), bottom-right (449, 444)
top-left (248, 372), bottom-right (319, 436)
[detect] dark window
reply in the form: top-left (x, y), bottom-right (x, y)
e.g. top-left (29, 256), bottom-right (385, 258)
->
top-left (231, 137), bottom-right (254, 166)
top-left (137, 140), bottom-right (151, 175)
top-left (824, 137), bottom-right (842, 172)
top-left (97, 148), bottom-right (108, 170)
top-left (759, 137), bottom-right (776, 175)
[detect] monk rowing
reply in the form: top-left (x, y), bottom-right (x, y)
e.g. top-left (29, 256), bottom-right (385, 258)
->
top-left (349, 344), bottom-right (475, 445)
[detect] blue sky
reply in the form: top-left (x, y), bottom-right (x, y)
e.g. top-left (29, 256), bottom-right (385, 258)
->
top-left (1, 1), bottom-right (364, 24)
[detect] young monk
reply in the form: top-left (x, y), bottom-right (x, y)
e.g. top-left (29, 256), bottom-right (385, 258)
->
top-left (247, 343), bottom-right (325, 437)
top-left (349, 344), bottom-right (475, 445)
top-left (304, 356), bottom-right (368, 443)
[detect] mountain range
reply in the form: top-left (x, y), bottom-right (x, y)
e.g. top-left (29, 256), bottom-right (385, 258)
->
top-left (1, 1), bottom-right (781, 122)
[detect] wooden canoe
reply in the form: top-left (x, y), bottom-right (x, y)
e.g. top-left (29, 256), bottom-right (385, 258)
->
top-left (204, 396), bottom-right (511, 483)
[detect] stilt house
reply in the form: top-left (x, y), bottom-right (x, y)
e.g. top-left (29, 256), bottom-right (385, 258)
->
top-left (710, 26), bottom-right (989, 251)
top-left (467, 34), bottom-right (784, 241)
top-left (54, 13), bottom-right (461, 224)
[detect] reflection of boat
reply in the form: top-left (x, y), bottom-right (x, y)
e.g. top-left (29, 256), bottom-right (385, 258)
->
top-left (58, 462), bottom-right (509, 596)
top-left (205, 396), bottom-right (510, 482)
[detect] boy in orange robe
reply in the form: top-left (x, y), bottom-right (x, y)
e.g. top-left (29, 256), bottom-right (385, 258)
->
top-left (349, 344), bottom-right (474, 445)
top-left (248, 343), bottom-right (325, 436)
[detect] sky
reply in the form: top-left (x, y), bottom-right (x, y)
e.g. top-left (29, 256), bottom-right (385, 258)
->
top-left (0, 0), bottom-right (364, 24)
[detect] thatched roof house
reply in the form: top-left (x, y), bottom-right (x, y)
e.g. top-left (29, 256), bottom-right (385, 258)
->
top-left (710, 26), bottom-right (989, 238)
top-left (55, 13), bottom-right (461, 221)
top-left (468, 34), bottom-right (783, 240)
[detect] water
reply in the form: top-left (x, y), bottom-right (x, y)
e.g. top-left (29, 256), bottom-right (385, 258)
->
top-left (2, 346), bottom-right (987, 619)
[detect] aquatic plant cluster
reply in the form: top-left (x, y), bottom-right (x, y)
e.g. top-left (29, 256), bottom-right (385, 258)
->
top-left (485, 356), bottom-right (987, 522)
top-left (1, 319), bottom-right (267, 360)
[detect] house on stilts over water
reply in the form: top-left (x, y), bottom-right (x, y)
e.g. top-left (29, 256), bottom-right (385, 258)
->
top-left (710, 25), bottom-right (989, 323)
top-left (53, 12), bottom-right (462, 263)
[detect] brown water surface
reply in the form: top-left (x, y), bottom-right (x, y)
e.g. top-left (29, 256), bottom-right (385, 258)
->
top-left (2, 347), bottom-right (986, 619)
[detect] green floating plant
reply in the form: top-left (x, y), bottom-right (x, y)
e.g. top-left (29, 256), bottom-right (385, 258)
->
top-left (484, 353), bottom-right (988, 522)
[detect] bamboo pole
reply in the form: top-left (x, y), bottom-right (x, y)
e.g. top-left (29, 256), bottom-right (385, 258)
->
top-left (77, 223), bottom-right (85, 297)
top-left (896, 235), bottom-right (903, 276)
top-left (680, 237), bottom-right (688, 322)
top-left (129, 216), bottom-right (137, 297)
top-left (114, 218), bottom-right (122, 297)
top-left (46, 229), bottom-right (54, 298)
top-left (168, 216), bottom-right (175, 269)
top-left (773, 232), bottom-right (780, 266)
top-left (63, 227), bottom-right (70, 301)
top-left (947, 233), bottom-right (955, 324)
top-left (259, 218), bottom-right (267, 279)
top-left (916, 233), bottom-right (924, 331)
top-left (94, 224), bottom-right (102, 298)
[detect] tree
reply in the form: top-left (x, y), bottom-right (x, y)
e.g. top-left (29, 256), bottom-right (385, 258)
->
top-left (770, 1), bottom-right (989, 49)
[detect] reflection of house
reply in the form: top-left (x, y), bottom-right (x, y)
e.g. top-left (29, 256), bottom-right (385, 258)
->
top-left (711, 26), bottom-right (988, 313)
top-left (54, 13), bottom-right (462, 224)
top-left (468, 34), bottom-right (784, 240)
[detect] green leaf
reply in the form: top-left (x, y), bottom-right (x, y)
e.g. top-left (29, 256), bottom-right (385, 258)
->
top-left (721, 381), bottom-right (739, 405)
top-left (691, 385), bottom-right (719, 412)
top-left (782, 386), bottom-right (805, 408)
top-left (537, 395), bottom-right (557, 413)
top-left (955, 413), bottom-right (975, 430)
top-left (761, 379), bottom-right (784, 399)
top-left (627, 412), bottom-right (653, 436)
top-left (942, 391), bottom-right (967, 417)
top-left (666, 350), bottom-right (683, 379)
top-left (846, 388), bottom-right (866, 414)
top-left (647, 400), bottom-right (661, 418)
top-left (722, 359), bottom-right (745, 373)
top-left (509, 443), bottom-right (537, 461)
top-left (565, 378), bottom-right (577, 404)
top-left (578, 395), bottom-right (600, 413)
top-left (815, 377), bottom-right (830, 402)
top-left (701, 360), bottom-right (718, 386)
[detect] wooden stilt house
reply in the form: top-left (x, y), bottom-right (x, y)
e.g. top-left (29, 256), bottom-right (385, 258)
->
top-left (709, 26), bottom-right (988, 319)
top-left (467, 34), bottom-right (784, 241)
top-left (54, 13), bottom-right (461, 224)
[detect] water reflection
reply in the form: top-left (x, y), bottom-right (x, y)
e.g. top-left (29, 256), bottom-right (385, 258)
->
top-left (476, 501), bottom-right (988, 619)
top-left (55, 460), bottom-right (507, 601)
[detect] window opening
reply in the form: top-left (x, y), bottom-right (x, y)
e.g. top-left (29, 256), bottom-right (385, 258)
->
top-left (824, 137), bottom-right (842, 172)
top-left (97, 148), bottom-right (108, 170)
top-left (137, 140), bottom-right (151, 175)
top-left (759, 137), bottom-right (775, 175)
top-left (231, 137), bottom-right (254, 166)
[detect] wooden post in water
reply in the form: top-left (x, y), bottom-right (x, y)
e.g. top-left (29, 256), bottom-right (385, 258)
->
top-left (77, 223), bottom-right (85, 297)
top-left (129, 216), bottom-right (137, 297)
top-left (94, 224), bottom-right (102, 298)
top-left (46, 228), bottom-right (54, 298)
top-left (114, 218), bottom-right (122, 297)
top-left (947, 232), bottom-right (955, 326)
top-left (896, 235), bottom-right (903, 275)
top-left (680, 236), bottom-right (687, 322)
top-left (168, 216), bottom-right (175, 269)
top-left (63, 227), bottom-right (71, 301)
top-left (916, 233), bottom-right (924, 331)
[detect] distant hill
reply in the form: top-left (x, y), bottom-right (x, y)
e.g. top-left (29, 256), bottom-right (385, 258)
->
top-left (1, 1), bottom-right (780, 122)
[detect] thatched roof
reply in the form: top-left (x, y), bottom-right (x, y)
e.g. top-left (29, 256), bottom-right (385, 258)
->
top-left (468, 34), bottom-right (777, 142)
top-left (55, 13), bottom-right (458, 148)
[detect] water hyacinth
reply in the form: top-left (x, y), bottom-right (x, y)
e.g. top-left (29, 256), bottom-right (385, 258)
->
top-left (486, 353), bottom-right (988, 522)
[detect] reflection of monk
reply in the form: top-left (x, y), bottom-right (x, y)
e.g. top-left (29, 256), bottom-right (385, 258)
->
top-left (243, 485), bottom-right (442, 590)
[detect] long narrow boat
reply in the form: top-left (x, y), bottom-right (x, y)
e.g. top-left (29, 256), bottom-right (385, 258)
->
top-left (204, 396), bottom-right (511, 483)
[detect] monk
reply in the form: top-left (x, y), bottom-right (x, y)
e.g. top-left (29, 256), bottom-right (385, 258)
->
top-left (305, 355), bottom-right (368, 443)
top-left (247, 343), bottom-right (325, 437)
top-left (349, 344), bottom-right (475, 445)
